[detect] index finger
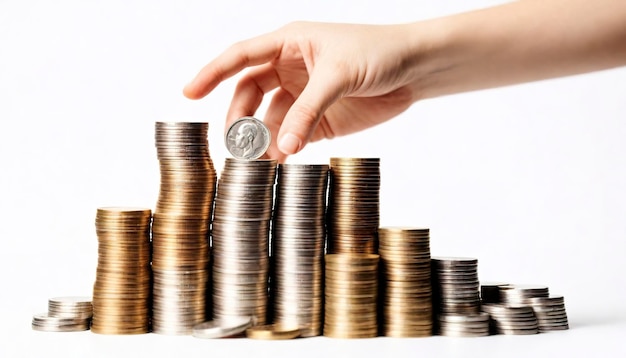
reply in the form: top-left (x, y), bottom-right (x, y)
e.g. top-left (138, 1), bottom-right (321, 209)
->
top-left (183, 32), bottom-right (284, 99)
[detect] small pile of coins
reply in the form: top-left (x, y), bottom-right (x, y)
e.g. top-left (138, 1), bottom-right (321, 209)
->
top-left (481, 304), bottom-right (539, 335)
top-left (32, 296), bottom-right (93, 332)
top-left (92, 207), bottom-right (152, 334)
top-left (482, 283), bottom-right (569, 333)
top-left (323, 254), bottom-right (380, 338)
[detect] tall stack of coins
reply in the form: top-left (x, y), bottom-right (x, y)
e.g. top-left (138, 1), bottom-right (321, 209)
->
top-left (323, 254), bottom-right (379, 338)
top-left (431, 257), bottom-right (482, 336)
top-left (92, 207), bottom-right (152, 334)
top-left (211, 158), bottom-right (277, 324)
top-left (152, 122), bottom-right (217, 335)
top-left (326, 158), bottom-right (380, 254)
top-left (378, 227), bottom-right (433, 337)
top-left (270, 164), bottom-right (329, 337)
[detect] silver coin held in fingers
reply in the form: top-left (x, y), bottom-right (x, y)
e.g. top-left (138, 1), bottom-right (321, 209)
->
top-left (225, 116), bottom-right (271, 160)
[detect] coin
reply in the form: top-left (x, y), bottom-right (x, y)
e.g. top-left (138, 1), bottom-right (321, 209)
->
top-left (225, 116), bottom-right (271, 160)
top-left (246, 324), bottom-right (301, 340)
top-left (192, 316), bottom-right (254, 339)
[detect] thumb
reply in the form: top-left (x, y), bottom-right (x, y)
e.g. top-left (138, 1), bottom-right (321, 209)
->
top-left (277, 67), bottom-right (345, 155)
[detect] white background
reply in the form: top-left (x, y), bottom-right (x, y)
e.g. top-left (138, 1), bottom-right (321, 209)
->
top-left (1, 0), bottom-right (625, 357)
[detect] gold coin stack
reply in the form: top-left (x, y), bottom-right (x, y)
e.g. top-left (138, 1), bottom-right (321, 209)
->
top-left (211, 159), bottom-right (277, 324)
top-left (323, 254), bottom-right (379, 338)
top-left (270, 164), bottom-right (329, 337)
top-left (326, 158), bottom-right (380, 254)
top-left (378, 227), bottom-right (433, 337)
top-left (151, 122), bottom-right (217, 335)
top-left (92, 207), bottom-right (152, 334)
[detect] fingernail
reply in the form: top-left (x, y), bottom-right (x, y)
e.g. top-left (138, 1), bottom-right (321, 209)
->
top-left (278, 133), bottom-right (302, 155)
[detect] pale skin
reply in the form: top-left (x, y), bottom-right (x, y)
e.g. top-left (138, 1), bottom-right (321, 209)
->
top-left (183, 0), bottom-right (626, 163)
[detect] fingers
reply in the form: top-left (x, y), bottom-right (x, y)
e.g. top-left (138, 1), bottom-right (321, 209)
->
top-left (225, 63), bottom-right (281, 129)
top-left (263, 89), bottom-right (295, 163)
top-left (277, 65), bottom-right (345, 155)
top-left (183, 32), bottom-right (283, 99)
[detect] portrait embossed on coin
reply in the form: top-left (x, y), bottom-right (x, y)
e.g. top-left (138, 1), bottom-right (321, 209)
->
top-left (225, 116), bottom-right (271, 160)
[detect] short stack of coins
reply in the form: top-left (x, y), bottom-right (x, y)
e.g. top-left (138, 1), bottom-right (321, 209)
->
top-left (32, 296), bottom-right (93, 332)
top-left (323, 254), bottom-right (379, 338)
top-left (431, 257), bottom-right (483, 336)
top-left (480, 281), bottom-right (509, 304)
top-left (436, 312), bottom-right (490, 337)
top-left (481, 304), bottom-right (539, 335)
top-left (326, 158), bottom-right (380, 254)
top-left (211, 158), bottom-right (277, 324)
top-left (378, 227), bottom-right (433, 337)
top-left (151, 122), bottom-right (217, 335)
top-left (497, 284), bottom-right (569, 332)
top-left (270, 164), bottom-right (329, 337)
top-left (92, 207), bottom-right (152, 334)
top-left (526, 296), bottom-right (569, 331)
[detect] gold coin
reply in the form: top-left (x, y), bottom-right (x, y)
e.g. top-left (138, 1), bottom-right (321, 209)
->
top-left (246, 324), bottom-right (301, 340)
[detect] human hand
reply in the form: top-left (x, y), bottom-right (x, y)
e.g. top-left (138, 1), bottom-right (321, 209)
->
top-left (183, 21), bottom-right (422, 162)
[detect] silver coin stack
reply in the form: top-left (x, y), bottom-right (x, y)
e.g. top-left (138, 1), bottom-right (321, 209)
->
top-left (498, 284), bottom-right (569, 332)
top-left (498, 284), bottom-right (550, 306)
top-left (152, 122), bottom-right (217, 335)
top-left (378, 227), bottom-right (433, 337)
top-left (431, 257), bottom-right (482, 336)
top-left (481, 304), bottom-right (539, 335)
top-left (32, 296), bottom-right (93, 332)
top-left (326, 158), bottom-right (380, 254)
top-left (211, 158), bottom-right (278, 325)
top-left (270, 164), bottom-right (329, 337)
top-left (526, 296), bottom-right (569, 331)
top-left (48, 296), bottom-right (93, 320)
top-left (436, 312), bottom-right (490, 337)
top-left (480, 281), bottom-right (509, 304)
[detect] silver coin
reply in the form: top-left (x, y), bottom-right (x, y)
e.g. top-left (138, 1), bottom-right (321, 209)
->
top-left (192, 316), bottom-right (254, 339)
top-left (225, 116), bottom-right (271, 160)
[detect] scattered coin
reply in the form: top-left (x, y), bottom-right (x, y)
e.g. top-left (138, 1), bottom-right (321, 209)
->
top-left (246, 324), bottom-right (301, 340)
top-left (192, 316), bottom-right (254, 339)
top-left (225, 116), bottom-right (271, 160)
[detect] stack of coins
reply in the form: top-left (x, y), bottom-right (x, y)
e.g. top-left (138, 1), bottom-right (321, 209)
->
top-left (498, 284), bottom-right (568, 332)
top-left (326, 158), bottom-right (380, 254)
top-left (152, 122), bottom-right (217, 335)
top-left (323, 254), bottom-right (379, 338)
top-left (378, 227), bottom-right (433, 337)
top-left (32, 296), bottom-right (93, 332)
top-left (526, 296), bottom-right (569, 331)
top-left (431, 257), bottom-right (482, 336)
top-left (480, 282), bottom-right (509, 304)
top-left (481, 304), bottom-right (539, 335)
top-left (48, 296), bottom-right (93, 320)
top-left (92, 207), bottom-right (152, 334)
top-left (498, 284), bottom-right (550, 306)
top-left (436, 312), bottom-right (490, 337)
top-left (270, 164), bottom-right (329, 337)
top-left (211, 158), bottom-right (277, 324)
